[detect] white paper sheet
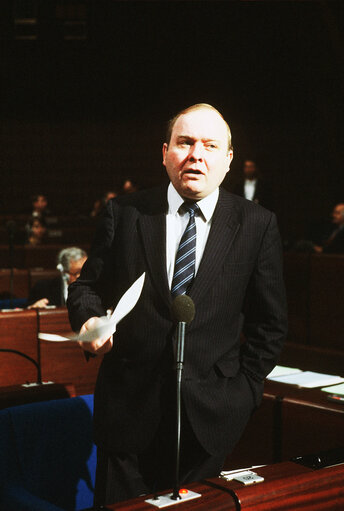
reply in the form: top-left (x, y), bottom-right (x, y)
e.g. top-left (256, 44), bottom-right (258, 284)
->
top-left (267, 365), bottom-right (302, 380)
top-left (38, 273), bottom-right (145, 343)
top-left (269, 370), bottom-right (344, 388)
top-left (321, 383), bottom-right (344, 396)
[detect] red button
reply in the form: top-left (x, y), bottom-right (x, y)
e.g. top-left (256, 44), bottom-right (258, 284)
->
top-left (180, 489), bottom-right (188, 494)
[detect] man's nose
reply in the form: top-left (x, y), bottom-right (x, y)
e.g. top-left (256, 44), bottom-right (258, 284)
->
top-left (188, 142), bottom-right (204, 161)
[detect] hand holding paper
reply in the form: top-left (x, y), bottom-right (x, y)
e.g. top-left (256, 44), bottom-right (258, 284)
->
top-left (38, 273), bottom-right (146, 346)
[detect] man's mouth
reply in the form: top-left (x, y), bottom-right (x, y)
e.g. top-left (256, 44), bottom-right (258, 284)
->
top-left (183, 169), bottom-right (203, 176)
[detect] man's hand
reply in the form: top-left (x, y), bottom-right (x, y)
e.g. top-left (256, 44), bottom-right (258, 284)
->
top-left (28, 298), bottom-right (49, 309)
top-left (78, 316), bottom-right (113, 355)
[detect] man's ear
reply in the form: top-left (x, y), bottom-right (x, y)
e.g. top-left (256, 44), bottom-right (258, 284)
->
top-left (226, 150), bottom-right (234, 173)
top-left (162, 143), bottom-right (168, 166)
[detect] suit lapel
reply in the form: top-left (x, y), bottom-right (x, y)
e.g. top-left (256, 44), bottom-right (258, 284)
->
top-left (189, 189), bottom-right (241, 304)
top-left (138, 187), bottom-right (172, 309)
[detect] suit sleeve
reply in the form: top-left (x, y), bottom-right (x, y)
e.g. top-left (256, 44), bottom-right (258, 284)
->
top-left (241, 212), bottom-right (288, 386)
top-left (67, 200), bottom-right (117, 332)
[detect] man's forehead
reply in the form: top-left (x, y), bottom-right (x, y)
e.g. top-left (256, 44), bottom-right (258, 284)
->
top-left (172, 109), bottom-right (228, 138)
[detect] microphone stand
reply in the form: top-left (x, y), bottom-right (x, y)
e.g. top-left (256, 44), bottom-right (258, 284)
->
top-left (172, 320), bottom-right (186, 501)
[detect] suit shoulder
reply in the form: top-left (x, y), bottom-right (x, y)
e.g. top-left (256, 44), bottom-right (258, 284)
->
top-left (109, 185), bottom-right (168, 214)
top-left (220, 188), bottom-right (273, 223)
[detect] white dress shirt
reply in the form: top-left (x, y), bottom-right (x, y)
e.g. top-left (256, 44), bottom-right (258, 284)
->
top-left (166, 183), bottom-right (219, 289)
top-left (244, 179), bottom-right (257, 201)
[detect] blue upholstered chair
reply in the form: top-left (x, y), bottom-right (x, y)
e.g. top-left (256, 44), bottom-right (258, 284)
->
top-left (0, 394), bottom-right (96, 511)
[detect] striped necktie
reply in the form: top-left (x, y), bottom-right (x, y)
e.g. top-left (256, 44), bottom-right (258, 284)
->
top-left (171, 202), bottom-right (200, 298)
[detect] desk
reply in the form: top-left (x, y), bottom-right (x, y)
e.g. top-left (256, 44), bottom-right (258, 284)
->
top-left (264, 380), bottom-right (344, 461)
top-left (101, 462), bottom-right (344, 511)
top-left (38, 308), bottom-right (103, 395)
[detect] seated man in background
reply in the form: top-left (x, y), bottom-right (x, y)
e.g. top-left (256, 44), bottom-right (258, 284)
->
top-left (31, 194), bottom-right (49, 220)
top-left (25, 217), bottom-right (47, 246)
top-left (314, 203), bottom-right (344, 254)
top-left (28, 247), bottom-right (87, 308)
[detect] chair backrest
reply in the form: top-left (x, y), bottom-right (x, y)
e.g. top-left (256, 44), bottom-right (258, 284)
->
top-left (0, 394), bottom-right (96, 511)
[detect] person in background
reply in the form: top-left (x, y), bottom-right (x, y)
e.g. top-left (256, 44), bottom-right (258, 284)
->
top-left (232, 159), bottom-right (273, 210)
top-left (314, 203), bottom-right (344, 254)
top-left (31, 194), bottom-right (49, 220)
top-left (28, 247), bottom-right (87, 308)
top-left (91, 190), bottom-right (118, 218)
top-left (26, 217), bottom-right (47, 246)
top-left (122, 179), bottom-right (138, 194)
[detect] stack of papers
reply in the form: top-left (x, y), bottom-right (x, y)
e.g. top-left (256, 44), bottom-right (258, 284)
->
top-left (267, 365), bottom-right (302, 379)
top-left (268, 370), bottom-right (344, 388)
top-left (321, 383), bottom-right (344, 396)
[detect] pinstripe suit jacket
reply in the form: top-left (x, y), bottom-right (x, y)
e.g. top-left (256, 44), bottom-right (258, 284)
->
top-left (67, 185), bottom-right (287, 455)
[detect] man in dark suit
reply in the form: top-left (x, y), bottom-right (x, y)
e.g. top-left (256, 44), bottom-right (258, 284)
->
top-left (232, 159), bottom-right (274, 210)
top-left (67, 104), bottom-right (287, 506)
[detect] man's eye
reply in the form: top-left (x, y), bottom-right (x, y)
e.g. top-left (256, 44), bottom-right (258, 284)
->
top-left (206, 143), bottom-right (218, 150)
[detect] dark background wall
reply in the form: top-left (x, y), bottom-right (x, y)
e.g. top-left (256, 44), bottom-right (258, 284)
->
top-left (1, 1), bottom-right (343, 243)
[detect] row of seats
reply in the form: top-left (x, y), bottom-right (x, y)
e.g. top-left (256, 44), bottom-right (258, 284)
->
top-left (0, 243), bottom-right (90, 269)
top-left (0, 307), bottom-right (102, 395)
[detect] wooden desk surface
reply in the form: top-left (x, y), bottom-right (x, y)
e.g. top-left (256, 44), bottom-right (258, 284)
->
top-left (264, 379), bottom-right (344, 413)
top-left (102, 463), bottom-right (312, 511)
top-left (102, 462), bottom-right (344, 511)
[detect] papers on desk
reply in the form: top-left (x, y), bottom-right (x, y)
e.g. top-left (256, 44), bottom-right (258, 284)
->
top-left (321, 383), bottom-right (344, 396)
top-left (267, 365), bottom-right (302, 379)
top-left (268, 370), bottom-right (344, 388)
top-left (38, 273), bottom-right (145, 343)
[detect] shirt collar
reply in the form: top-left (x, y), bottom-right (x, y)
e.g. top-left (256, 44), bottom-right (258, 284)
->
top-left (167, 183), bottom-right (219, 222)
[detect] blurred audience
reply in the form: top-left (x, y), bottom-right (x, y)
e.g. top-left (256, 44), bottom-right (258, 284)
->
top-left (314, 203), bottom-right (344, 254)
top-left (26, 217), bottom-right (47, 246)
top-left (122, 179), bottom-right (138, 194)
top-left (28, 247), bottom-right (87, 308)
top-left (90, 190), bottom-right (118, 218)
top-left (31, 194), bottom-right (49, 220)
top-left (232, 159), bottom-right (273, 210)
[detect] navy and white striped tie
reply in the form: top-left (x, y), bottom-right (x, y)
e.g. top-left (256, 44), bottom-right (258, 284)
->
top-left (171, 202), bottom-right (200, 298)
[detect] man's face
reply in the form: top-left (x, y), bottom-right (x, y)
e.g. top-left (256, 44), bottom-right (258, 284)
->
top-left (33, 195), bottom-right (48, 212)
top-left (243, 161), bottom-right (257, 179)
top-left (67, 257), bottom-right (87, 284)
top-left (162, 109), bottom-right (233, 200)
top-left (332, 205), bottom-right (344, 226)
top-left (32, 220), bottom-right (46, 239)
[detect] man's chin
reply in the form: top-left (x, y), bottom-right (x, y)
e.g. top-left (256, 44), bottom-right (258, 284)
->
top-left (180, 184), bottom-right (206, 200)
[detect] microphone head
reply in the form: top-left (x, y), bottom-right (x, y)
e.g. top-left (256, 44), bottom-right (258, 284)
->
top-left (171, 295), bottom-right (195, 324)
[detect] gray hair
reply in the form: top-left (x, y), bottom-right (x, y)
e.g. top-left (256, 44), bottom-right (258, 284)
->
top-left (57, 247), bottom-right (87, 273)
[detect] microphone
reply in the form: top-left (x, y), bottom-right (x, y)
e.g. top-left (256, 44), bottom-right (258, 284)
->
top-left (171, 294), bottom-right (195, 324)
top-left (171, 295), bottom-right (195, 501)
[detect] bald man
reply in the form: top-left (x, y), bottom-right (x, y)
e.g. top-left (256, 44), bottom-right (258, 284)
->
top-left (315, 203), bottom-right (344, 254)
top-left (68, 104), bottom-right (287, 506)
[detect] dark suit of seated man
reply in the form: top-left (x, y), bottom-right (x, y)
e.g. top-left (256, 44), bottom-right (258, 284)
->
top-left (67, 103), bottom-right (288, 507)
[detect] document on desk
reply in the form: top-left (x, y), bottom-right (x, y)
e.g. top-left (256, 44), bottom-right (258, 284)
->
top-left (38, 273), bottom-right (145, 343)
top-left (269, 370), bottom-right (344, 388)
top-left (321, 383), bottom-right (344, 396)
top-left (267, 365), bottom-right (302, 379)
